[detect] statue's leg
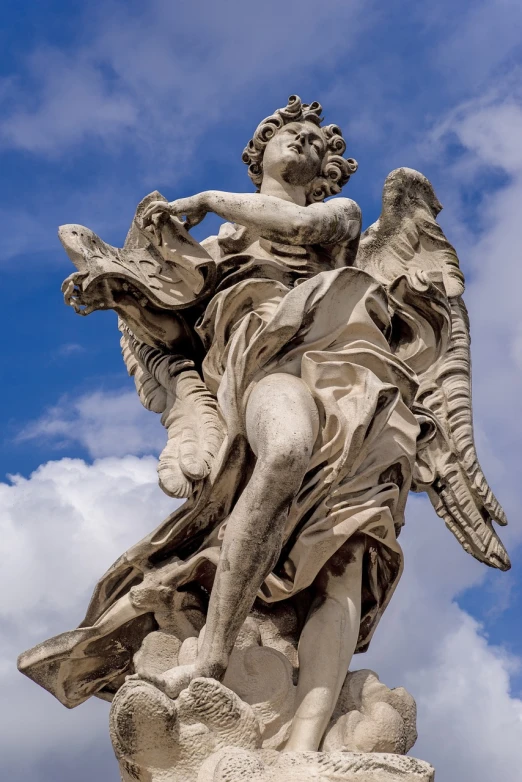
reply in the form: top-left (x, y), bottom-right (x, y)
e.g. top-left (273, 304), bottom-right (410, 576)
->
top-left (142, 372), bottom-right (319, 698)
top-left (284, 538), bottom-right (365, 752)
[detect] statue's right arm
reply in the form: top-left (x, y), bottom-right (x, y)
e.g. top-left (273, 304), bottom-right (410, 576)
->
top-left (202, 191), bottom-right (361, 247)
top-left (141, 192), bottom-right (361, 248)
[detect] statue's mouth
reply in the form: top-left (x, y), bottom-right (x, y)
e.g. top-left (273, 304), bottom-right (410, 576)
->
top-left (287, 143), bottom-right (303, 155)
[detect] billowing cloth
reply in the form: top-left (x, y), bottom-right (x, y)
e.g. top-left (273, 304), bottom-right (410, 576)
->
top-left (19, 266), bottom-right (425, 708)
top-left (198, 268), bottom-right (419, 624)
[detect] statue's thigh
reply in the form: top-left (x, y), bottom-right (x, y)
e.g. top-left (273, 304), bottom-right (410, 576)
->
top-left (245, 373), bottom-right (319, 464)
top-left (315, 536), bottom-right (366, 603)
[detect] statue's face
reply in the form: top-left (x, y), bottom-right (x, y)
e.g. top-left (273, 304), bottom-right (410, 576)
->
top-left (262, 121), bottom-right (326, 187)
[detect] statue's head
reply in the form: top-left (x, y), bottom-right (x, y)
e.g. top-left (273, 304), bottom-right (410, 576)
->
top-left (242, 95), bottom-right (357, 203)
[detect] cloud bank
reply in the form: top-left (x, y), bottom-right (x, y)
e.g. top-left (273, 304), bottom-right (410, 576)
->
top-left (3, 460), bottom-right (519, 781)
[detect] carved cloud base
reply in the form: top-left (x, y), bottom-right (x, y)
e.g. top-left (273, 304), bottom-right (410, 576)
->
top-left (109, 676), bottom-right (434, 782)
top-left (202, 749), bottom-right (435, 782)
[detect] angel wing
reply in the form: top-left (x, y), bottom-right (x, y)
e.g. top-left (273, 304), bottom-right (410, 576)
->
top-left (60, 192), bottom-right (224, 499)
top-left (119, 321), bottom-right (223, 498)
top-left (355, 167), bottom-right (510, 571)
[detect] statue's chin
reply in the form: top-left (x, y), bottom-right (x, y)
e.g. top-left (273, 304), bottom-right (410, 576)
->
top-left (280, 164), bottom-right (317, 189)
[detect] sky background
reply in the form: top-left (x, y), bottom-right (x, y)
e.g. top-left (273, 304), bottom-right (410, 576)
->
top-left (2, 1), bottom-right (522, 779)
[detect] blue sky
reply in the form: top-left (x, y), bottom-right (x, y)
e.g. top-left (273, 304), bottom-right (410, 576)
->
top-left (2, 1), bottom-right (522, 780)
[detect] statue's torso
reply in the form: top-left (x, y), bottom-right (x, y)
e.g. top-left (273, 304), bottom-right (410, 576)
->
top-left (201, 222), bottom-right (357, 294)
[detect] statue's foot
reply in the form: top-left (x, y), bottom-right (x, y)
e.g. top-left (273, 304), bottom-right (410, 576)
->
top-left (137, 656), bottom-right (228, 700)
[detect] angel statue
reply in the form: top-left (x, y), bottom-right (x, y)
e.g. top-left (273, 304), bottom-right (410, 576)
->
top-left (19, 95), bottom-right (510, 759)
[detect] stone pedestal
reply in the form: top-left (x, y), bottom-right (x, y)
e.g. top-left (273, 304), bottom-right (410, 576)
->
top-left (202, 749), bottom-right (434, 782)
top-left (109, 675), bottom-right (434, 782)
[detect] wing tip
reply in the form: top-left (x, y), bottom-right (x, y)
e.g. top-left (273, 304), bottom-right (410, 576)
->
top-left (486, 542), bottom-right (511, 572)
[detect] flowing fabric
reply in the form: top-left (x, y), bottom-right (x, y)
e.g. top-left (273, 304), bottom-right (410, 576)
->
top-left (19, 265), bottom-right (430, 708)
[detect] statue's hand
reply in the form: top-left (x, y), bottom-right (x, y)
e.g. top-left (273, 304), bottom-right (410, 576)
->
top-left (141, 194), bottom-right (208, 231)
top-left (168, 195), bottom-right (209, 229)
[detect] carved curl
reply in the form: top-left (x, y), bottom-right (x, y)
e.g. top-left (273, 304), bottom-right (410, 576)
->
top-left (242, 95), bottom-right (358, 203)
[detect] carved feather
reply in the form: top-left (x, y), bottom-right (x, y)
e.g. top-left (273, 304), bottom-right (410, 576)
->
top-left (157, 418), bottom-right (193, 499)
top-left (428, 476), bottom-right (510, 571)
top-left (433, 299), bottom-right (507, 526)
top-left (157, 371), bottom-right (224, 497)
top-left (119, 319), bottom-right (224, 499)
top-left (356, 167), bottom-right (465, 298)
top-left (119, 319), bottom-right (167, 413)
top-left (356, 167), bottom-right (509, 570)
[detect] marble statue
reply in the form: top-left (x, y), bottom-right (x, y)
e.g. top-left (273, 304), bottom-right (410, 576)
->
top-left (18, 95), bottom-right (510, 781)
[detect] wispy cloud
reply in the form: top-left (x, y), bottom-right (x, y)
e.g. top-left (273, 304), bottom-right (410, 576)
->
top-left (0, 47), bottom-right (137, 155)
top-left (0, 0), bottom-right (369, 173)
top-left (17, 389), bottom-right (165, 458)
top-left (53, 342), bottom-right (85, 358)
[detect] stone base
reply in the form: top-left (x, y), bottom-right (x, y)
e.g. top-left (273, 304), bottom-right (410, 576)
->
top-left (128, 628), bottom-right (419, 754)
top-left (202, 748), bottom-right (434, 782)
top-left (109, 676), bottom-right (434, 782)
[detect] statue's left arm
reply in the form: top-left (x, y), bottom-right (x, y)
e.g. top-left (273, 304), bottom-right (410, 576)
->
top-left (142, 191), bottom-right (361, 247)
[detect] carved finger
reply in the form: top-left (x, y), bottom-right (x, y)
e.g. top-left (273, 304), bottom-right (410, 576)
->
top-left (140, 201), bottom-right (172, 226)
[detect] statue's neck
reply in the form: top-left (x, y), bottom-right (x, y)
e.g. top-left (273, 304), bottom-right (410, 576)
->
top-left (260, 174), bottom-right (307, 206)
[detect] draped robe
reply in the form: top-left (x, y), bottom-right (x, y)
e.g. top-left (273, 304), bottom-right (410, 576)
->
top-left (20, 228), bottom-right (442, 709)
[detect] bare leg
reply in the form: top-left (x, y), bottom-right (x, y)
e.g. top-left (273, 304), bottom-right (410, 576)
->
top-left (284, 539), bottom-right (365, 752)
top-left (143, 373), bottom-right (319, 698)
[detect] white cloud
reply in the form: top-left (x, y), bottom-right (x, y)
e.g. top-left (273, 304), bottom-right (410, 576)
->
top-left (364, 496), bottom-right (522, 780)
top-left (1, 456), bottom-right (174, 627)
top-left (17, 389), bottom-right (165, 458)
top-left (3, 458), bottom-right (520, 781)
top-left (1, 455), bottom-right (176, 780)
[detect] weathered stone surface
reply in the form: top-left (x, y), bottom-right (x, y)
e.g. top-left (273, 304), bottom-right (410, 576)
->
top-left (18, 93), bottom-right (512, 779)
top-left (110, 676), bottom-right (434, 782)
top-left (131, 618), bottom-right (418, 756)
top-left (204, 749), bottom-right (435, 782)
top-left (324, 670), bottom-right (417, 755)
top-left (110, 678), bottom-right (260, 782)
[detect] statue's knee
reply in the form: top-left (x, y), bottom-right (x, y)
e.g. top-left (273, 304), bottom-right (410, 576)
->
top-left (259, 440), bottom-right (310, 481)
top-left (247, 374), bottom-right (319, 458)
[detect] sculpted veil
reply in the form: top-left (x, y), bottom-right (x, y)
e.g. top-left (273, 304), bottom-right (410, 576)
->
top-left (19, 95), bottom-right (510, 776)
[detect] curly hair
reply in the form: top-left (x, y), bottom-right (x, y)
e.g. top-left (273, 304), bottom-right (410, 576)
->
top-left (242, 95), bottom-right (358, 204)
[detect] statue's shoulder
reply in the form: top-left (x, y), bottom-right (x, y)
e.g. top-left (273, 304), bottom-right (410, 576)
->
top-left (323, 195), bottom-right (360, 211)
